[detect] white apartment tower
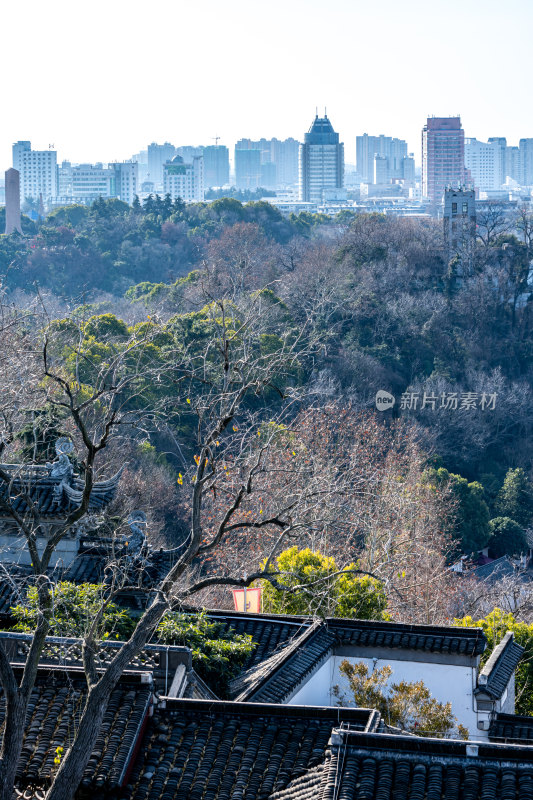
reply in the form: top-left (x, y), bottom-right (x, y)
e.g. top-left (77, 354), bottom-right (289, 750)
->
top-left (111, 162), bottom-right (138, 205)
top-left (464, 139), bottom-right (502, 192)
top-left (12, 141), bottom-right (58, 208)
top-left (163, 156), bottom-right (204, 202)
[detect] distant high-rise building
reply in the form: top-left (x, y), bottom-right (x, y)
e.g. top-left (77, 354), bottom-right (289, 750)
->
top-left (519, 139), bottom-right (533, 185)
top-left (401, 155), bottom-right (416, 184)
top-left (131, 150), bottom-right (149, 184)
top-left (176, 146), bottom-right (204, 163)
top-left (203, 145), bottom-right (230, 187)
top-left (373, 154), bottom-right (389, 184)
top-left (12, 141), bottom-right (58, 208)
top-left (236, 138), bottom-right (271, 164)
top-left (505, 146), bottom-right (521, 183)
top-left (464, 139), bottom-right (501, 192)
top-left (356, 134), bottom-right (408, 184)
top-left (270, 138), bottom-right (300, 186)
top-left (260, 161), bottom-right (277, 189)
top-left (4, 169), bottom-right (22, 235)
top-left (488, 138), bottom-right (507, 184)
top-left (235, 138), bottom-right (300, 188)
top-left (422, 117), bottom-right (465, 205)
top-left (299, 114), bottom-right (344, 203)
top-left (163, 155), bottom-right (204, 202)
top-left (147, 143), bottom-right (176, 189)
top-left (234, 148), bottom-right (262, 190)
top-left (111, 162), bottom-right (138, 205)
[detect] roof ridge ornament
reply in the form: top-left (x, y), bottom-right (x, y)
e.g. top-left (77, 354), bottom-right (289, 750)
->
top-left (46, 438), bottom-right (75, 507)
top-left (46, 438), bottom-right (74, 479)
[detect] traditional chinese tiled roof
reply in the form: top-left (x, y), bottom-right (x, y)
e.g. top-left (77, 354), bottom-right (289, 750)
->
top-left (202, 610), bottom-right (313, 672)
top-left (231, 622), bottom-right (336, 703)
top-left (328, 616), bottom-right (486, 655)
top-left (469, 556), bottom-right (517, 582)
top-left (269, 763), bottom-right (326, 800)
top-left (0, 461), bottom-right (124, 518)
top-left (490, 712), bottom-right (533, 744)
top-left (223, 615), bottom-right (487, 703)
top-left (0, 539), bottom-right (187, 620)
top-left (121, 698), bottom-right (379, 800)
top-left (270, 729), bottom-right (533, 800)
top-left (476, 631), bottom-right (524, 700)
top-left (1, 666), bottom-right (152, 796)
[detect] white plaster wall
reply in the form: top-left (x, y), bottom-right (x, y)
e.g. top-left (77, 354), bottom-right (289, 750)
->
top-left (289, 654), bottom-right (480, 737)
top-left (0, 534), bottom-right (79, 567)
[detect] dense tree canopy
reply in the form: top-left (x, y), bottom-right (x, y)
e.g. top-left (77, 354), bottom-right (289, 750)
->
top-left (455, 609), bottom-right (533, 716)
top-left (259, 546), bottom-right (389, 619)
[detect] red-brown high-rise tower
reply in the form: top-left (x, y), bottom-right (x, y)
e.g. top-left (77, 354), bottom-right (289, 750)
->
top-left (422, 117), bottom-right (465, 206)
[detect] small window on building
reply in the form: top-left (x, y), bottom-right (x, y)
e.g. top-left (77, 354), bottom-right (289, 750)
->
top-left (452, 202), bottom-right (457, 214)
top-left (462, 202), bottom-right (468, 214)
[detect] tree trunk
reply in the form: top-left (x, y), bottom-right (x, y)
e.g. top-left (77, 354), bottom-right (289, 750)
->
top-left (0, 692), bottom-right (26, 800)
top-left (45, 680), bottom-right (111, 800)
top-left (46, 597), bottom-right (167, 800)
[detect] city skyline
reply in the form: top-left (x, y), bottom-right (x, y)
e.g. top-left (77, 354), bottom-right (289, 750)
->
top-left (2, 0), bottom-right (532, 172)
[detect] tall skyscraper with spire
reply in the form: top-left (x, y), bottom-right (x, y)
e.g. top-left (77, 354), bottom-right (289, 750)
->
top-left (299, 113), bottom-right (344, 202)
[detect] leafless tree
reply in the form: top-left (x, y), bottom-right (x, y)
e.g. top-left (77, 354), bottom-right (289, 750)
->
top-left (0, 290), bottom-right (376, 800)
top-left (475, 201), bottom-right (511, 249)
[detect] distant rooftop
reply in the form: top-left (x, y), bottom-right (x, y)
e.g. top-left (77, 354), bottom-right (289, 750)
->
top-left (304, 114), bottom-right (340, 145)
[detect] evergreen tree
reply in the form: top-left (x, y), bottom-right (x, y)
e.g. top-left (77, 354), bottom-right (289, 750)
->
top-left (496, 468), bottom-right (533, 528)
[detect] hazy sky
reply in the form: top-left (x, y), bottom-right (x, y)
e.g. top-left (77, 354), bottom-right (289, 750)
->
top-left (2, 0), bottom-right (532, 171)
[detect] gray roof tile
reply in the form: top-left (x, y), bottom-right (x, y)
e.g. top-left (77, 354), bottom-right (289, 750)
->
top-left (476, 632), bottom-right (524, 699)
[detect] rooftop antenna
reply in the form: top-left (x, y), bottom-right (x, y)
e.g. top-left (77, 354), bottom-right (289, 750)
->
top-left (48, 143), bottom-right (54, 150)
top-left (212, 136), bottom-right (221, 146)
top-left (316, 106), bottom-right (318, 117)
top-left (324, 107), bottom-right (327, 117)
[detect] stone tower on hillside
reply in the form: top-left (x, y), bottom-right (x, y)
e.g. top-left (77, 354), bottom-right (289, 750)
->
top-left (4, 168), bottom-right (22, 234)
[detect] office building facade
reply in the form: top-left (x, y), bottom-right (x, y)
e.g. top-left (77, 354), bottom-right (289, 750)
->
top-left (58, 162), bottom-right (115, 201)
top-left (299, 114), bottom-right (344, 203)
